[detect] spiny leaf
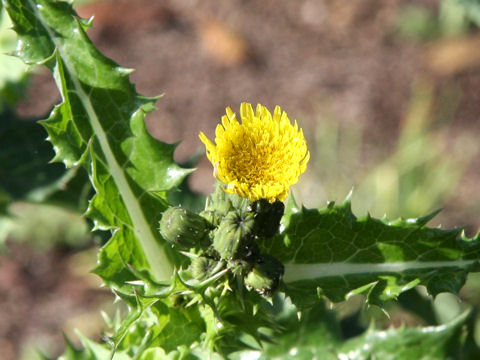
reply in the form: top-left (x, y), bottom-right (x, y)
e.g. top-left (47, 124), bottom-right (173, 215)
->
top-left (237, 303), bottom-right (474, 360)
top-left (252, 300), bottom-right (342, 360)
top-left (337, 310), bottom-right (474, 360)
top-left (260, 195), bottom-right (480, 308)
top-left (4, 0), bottom-right (192, 283)
top-left (104, 301), bottom-right (205, 359)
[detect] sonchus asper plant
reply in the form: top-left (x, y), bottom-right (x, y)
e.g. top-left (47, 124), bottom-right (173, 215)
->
top-left (4, 0), bottom-right (480, 359)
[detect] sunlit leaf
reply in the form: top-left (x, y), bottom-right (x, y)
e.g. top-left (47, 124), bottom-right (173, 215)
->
top-left (260, 195), bottom-right (480, 308)
top-left (4, 0), bottom-right (191, 285)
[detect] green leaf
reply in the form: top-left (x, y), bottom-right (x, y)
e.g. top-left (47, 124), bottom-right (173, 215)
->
top-left (0, 6), bottom-right (29, 111)
top-left (137, 348), bottom-right (168, 360)
top-left (254, 300), bottom-right (341, 360)
top-left (117, 269), bottom-right (282, 358)
top-left (260, 195), bottom-right (480, 308)
top-left (4, 0), bottom-right (192, 282)
top-left (236, 303), bottom-right (473, 360)
top-left (149, 302), bottom-right (205, 352)
top-left (55, 333), bottom-right (132, 360)
top-left (55, 298), bottom-right (477, 360)
top-left (101, 300), bottom-right (204, 359)
top-left (338, 310), bottom-right (472, 360)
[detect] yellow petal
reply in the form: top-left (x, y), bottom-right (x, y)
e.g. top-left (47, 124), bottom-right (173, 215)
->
top-left (198, 103), bottom-right (309, 202)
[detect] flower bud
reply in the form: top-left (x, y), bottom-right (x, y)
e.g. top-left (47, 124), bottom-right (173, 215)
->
top-left (244, 254), bottom-right (284, 296)
top-left (199, 210), bottom-right (217, 227)
top-left (229, 259), bottom-right (252, 277)
top-left (159, 206), bottom-right (211, 248)
top-left (191, 256), bottom-right (218, 280)
top-left (205, 183), bottom-right (233, 225)
top-left (213, 211), bottom-right (254, 259)
top-left (251, 199), bottom-right (285, 238)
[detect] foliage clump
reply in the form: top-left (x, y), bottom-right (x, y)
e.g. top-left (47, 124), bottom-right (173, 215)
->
top-left (3, 0), bottom-right (480, 359)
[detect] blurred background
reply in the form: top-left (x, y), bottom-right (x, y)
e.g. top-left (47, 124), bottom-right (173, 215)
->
top-left (1, 0), bottom-right (480, 359)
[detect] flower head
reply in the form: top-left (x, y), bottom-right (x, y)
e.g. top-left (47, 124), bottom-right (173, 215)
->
top-left (199, 103), bottom-right (310, 202)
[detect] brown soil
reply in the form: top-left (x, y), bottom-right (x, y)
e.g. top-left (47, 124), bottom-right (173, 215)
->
top-left (0, 244), bottom-right (112, 360)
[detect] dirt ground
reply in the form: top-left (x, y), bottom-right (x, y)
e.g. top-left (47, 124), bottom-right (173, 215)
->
top-left (3, 0), bottom-right (480, 358)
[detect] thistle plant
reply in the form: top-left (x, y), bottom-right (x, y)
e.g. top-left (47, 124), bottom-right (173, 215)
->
top-left (3, 0), bottom-right (480, 359)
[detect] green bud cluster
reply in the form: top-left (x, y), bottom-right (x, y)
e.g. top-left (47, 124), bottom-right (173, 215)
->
top-left (158, 183), bottom-right (285, 296)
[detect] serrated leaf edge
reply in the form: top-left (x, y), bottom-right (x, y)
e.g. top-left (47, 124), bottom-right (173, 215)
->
top-left (23, 0), bottom-right (175, 280)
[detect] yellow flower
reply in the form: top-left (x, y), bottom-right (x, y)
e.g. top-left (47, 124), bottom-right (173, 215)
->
top-left (199, 103), bottom-right (310, 202)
